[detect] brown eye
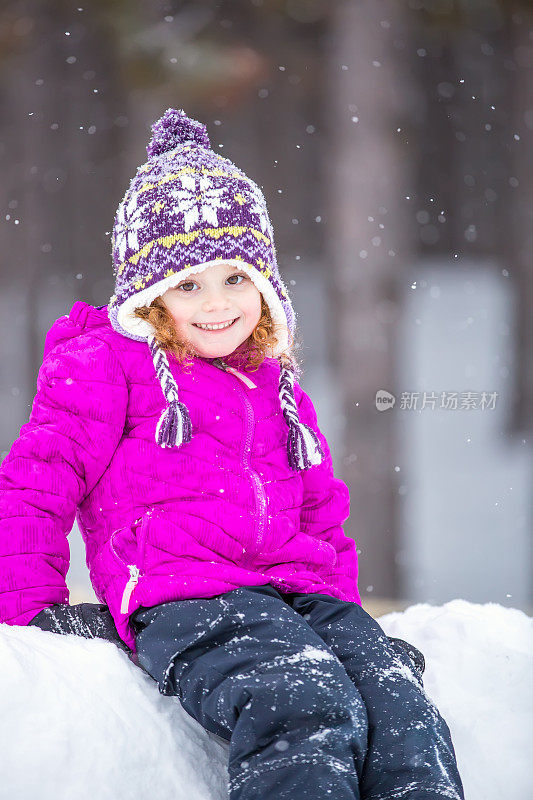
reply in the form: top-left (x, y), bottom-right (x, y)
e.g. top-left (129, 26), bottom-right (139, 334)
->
top-left (178, 281), bottom-right (197, 292)
top-left (227, 274), bottom-right (245, 285)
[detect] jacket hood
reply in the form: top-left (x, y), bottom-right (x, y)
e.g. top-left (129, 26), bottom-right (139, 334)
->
top-left (43, 302), bottom-right (111, 359)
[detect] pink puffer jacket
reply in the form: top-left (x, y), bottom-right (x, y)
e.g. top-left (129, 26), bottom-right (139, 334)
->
top-left (0, 301), bottom-right (361, 652)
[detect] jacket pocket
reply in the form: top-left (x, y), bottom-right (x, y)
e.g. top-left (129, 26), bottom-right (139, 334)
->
top-left (115, 511), bottom-right (155, 614)
top-left (109, 529), bottom-right (141, 615)
top-left (91, 510), bottom-right (154, 615)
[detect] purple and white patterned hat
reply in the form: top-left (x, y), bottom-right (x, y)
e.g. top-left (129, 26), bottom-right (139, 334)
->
top-left (107, 108), bottom-right (323, 471)
top-left (108, 107), bottom-right (295, 356)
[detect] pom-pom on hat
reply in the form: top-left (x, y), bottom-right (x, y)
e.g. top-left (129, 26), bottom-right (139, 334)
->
top-left (108, 108), bottom-right (323, 471)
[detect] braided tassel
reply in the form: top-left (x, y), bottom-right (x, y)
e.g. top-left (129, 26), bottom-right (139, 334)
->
top-left (278, 361), bottom-right (324, 471)
top-left (148, 335), bottom-right (193, 448)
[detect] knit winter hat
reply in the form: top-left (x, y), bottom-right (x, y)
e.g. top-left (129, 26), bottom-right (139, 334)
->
top-left (108, 108), bottom-right (323, 471)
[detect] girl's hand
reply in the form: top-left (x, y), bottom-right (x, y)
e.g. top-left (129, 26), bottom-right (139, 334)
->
top-left (28, 603), bottom-right (131, 653)
top-left (387, 636), bottom-right (425, 681)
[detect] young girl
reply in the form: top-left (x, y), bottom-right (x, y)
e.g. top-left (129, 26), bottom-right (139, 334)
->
top-left (0, 109), bottom-right (464, 800)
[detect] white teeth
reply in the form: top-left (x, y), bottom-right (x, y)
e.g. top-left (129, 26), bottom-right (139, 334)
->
top-left (195, 318), bottom-right (236, 331)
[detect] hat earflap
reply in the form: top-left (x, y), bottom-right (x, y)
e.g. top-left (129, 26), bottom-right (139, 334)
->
top-left (148, 335), bottom-right (192, 448)
top-left (278, 362), bottom-right (324, 471)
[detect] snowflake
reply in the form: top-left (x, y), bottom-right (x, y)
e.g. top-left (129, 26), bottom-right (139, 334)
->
top-left (246, 183), bottom-right (274, 239)
top-left (168, 174), bottom-right (231, 231)
top-left (114, 191), bottom-right (152, 263)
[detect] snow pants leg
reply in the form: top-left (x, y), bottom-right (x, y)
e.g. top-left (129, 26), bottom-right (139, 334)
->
top-left (131, 584), bottom-right (368, 800)
top-left (130, 584), bottom-right (464, 800)
top-left (285, 591), bottom-right (465, 800)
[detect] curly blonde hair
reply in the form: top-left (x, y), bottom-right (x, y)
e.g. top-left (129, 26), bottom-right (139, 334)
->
top-left (133, 293), bottom-right (300, 373)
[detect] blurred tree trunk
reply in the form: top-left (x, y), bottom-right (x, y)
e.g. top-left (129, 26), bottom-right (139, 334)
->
top-left (324, 1), bottom-right (414, 599)
top-left (0, 0), bottom-right (124, 454)
top-left (506, 6), bottom-right (533, 435)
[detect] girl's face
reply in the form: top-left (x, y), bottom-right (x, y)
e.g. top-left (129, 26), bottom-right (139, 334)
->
top-left (161, 263), bottom-right (262, 359)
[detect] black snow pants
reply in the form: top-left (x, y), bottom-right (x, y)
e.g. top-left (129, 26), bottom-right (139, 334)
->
top-left (130, 584), bottom-right (464, 800)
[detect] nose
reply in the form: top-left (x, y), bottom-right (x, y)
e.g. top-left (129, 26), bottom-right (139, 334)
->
top-left (202, 285), bottom-right (232, 312)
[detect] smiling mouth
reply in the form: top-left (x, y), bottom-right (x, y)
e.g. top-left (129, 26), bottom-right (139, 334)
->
top-left (193, 317), bottom-right (239, 332)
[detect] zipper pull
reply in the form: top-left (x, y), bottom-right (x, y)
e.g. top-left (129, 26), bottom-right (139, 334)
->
top-left (225, 365), bottom-right (257, 389)
top-left (212, 358), bottom-right (257, 388)
top-left (120, 565), bottom-right (140, 614)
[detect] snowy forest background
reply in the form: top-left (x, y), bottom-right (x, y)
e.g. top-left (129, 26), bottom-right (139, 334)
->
top-left (1, 0), bottom-right (532, 620)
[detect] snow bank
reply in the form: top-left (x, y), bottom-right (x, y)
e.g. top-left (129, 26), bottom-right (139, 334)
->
top-left (379, 599), bottom-right (533, 800)
top-left (1, 599), bottom-right (531, 800)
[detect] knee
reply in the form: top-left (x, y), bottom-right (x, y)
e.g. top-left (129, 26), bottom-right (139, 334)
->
top-left (237, 658), bottom-right (369, 767)
top-left (247, 651), bottom-right (366, 732)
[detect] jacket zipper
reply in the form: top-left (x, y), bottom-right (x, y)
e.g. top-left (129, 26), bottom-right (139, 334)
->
top-left (211, 358), bottom-right (267, 566)
top-left (120, 565), bottom-right (140, 614)
top-left (109, 516), bottom-right (147, 615)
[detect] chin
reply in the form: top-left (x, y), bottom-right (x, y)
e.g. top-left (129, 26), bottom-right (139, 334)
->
top-left (196, 345), bottom-right (229, 358)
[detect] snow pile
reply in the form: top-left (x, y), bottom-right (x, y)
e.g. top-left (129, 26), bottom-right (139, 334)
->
top-left (379, 599), bottom-right (533, 800)
top-left (1, 599), bottom-right (531, 800)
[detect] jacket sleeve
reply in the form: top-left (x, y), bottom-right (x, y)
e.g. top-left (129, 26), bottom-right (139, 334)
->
top-left (0, 333), bottom-right (128, 627)
top-left (296, 384), bottom-right (361, 604)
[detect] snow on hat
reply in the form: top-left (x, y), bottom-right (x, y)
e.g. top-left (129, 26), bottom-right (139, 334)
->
top-left (108, 108), bottom-right (323, 471)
